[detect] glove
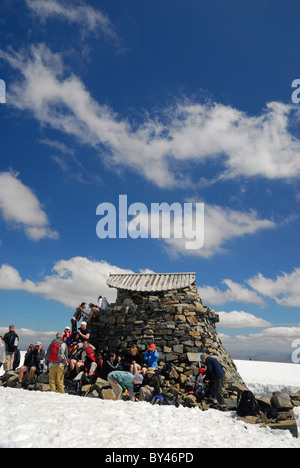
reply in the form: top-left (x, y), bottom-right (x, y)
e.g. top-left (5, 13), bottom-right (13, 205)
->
top-left (120, 381), bottom-right (126, 392)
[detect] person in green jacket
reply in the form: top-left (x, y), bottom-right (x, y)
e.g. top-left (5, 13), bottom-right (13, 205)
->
top-left (107, 370), bottom-right (143, 401)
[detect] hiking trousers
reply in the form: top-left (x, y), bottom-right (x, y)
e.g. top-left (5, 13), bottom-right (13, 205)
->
top-left (4, 352), bottom-right (14, 371)
top-left (107, 375), bottom-right (123, 400)
top-left (49, 365), bottom-right (65, 394)
top-left (210, 378), bottom-right (225, 406)
top-left (139, 385), bottom-right (155, 402)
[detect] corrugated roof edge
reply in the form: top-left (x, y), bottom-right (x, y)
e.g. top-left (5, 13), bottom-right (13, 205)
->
top-left (106, 272), bottom-right (196, 292)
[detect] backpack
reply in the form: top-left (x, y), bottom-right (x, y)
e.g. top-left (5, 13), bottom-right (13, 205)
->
top-left (65, 378), bottom-right (82, 396)
top-left (7, 333), bottom-right (18, 353)
top-left (151, 392), bottom-right (179, 407)
top-left (49, 340), bottom-right (67, 365)
top-left (237, 390), bottom-right (258, 417)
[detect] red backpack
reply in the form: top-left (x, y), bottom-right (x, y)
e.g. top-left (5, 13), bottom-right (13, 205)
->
top-left (49, 340), bottom-right (67, 365)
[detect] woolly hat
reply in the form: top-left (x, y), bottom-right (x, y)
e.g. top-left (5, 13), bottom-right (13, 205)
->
top-left (134, 373), bottom-right (144, 384)
top-left (200, 353), bottom-right (208, 364)
top-left (148, 344), bottom-right (156, 351)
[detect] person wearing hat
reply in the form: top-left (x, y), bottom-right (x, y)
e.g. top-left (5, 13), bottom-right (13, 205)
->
top-left (63, 326), bottom-right (71, 343)
top-left (16, 341), bottom-right (45, 388)
top-left (200, 353), bottom-right (226, 408)
top-left (139, 367), bottom-right (161, 402)
top-left (76, 321), bottom-right (90, 346)
top-left (144, 344), bottom-right (159, 369)
top-left (107, 370), bottom-right (143, 401)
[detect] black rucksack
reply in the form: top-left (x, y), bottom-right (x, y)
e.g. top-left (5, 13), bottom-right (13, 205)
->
top-left (7, 333), bottom-right (19, 353)
top-left (151, 392), bottom-right (179, 407)
top-left (237, 390), bottom-right (258, 417)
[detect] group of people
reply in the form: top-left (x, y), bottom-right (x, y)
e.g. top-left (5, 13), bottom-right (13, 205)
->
top-left (0, 301), bottom-right (227, 407)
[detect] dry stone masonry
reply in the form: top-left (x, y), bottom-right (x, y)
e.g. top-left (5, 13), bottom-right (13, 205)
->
top-left (90, 272), bottom-right (244, 399)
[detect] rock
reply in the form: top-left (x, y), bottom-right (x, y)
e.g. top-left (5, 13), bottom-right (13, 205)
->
top-left (255, 395), bottom-right (271, 409)
top-left (101, 388), bottom-right (115, 400)
top-left (228, 381), bottom-right (248, 393)
top-left (290, 394), bottom-right (300, 406)
top-left (186, 352), bottom-right (201, 363)
top-left (261, 420), bottom-right (298, 438)
top-left (271, 393), bottom-right (293, 410)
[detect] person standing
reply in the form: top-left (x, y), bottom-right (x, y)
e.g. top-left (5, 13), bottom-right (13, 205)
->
top-left (3, 325), bottom-right (19, 371)
top-left (107, 370), bottom-right (143, 401)
top-left (200, 353), bottom-right (226, 408)
top-left (71, 302), bottom-right (89, 334)
top-left (0, 336), bottom-right (5, 369)
top-left (46, 332), bottom-right (68, 394)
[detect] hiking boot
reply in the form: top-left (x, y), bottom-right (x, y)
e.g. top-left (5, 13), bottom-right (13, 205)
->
top-left (15, 382), bottom-right (22, 389)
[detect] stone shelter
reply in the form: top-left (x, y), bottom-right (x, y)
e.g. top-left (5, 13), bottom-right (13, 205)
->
top-left (89, 272), bottom-right (245, 401)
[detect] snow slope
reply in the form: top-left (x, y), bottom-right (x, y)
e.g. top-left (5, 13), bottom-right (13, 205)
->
top-left (235, 360), bottom-right (300, 396)
top-left (0, 358), bottom-right (299, 448)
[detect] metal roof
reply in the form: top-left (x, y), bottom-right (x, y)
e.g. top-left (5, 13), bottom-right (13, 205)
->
top-left (106, 272), bottom-right (196, 292)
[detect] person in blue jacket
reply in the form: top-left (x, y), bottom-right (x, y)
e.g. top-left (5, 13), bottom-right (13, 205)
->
top-left (200, 353), bottom-right (226, 408)
top-left (144, 344), bottom-right (159, 369)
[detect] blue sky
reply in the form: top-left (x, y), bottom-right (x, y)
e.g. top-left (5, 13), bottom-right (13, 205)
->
top-left (0, 0), bottom-right (300, 361)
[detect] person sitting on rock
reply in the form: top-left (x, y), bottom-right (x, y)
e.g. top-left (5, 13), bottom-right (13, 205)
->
top-left (101, 352), bottom-right (123, 381)
top-left (63, 326), bottom-right (71, 343)
top-left (69, 340), bottom-right (93, 378)
top-left (123, 347), bottom-right (144, 375)
top-left (144, 344), bottom-right (159, 369)
top-left (98, 295), bottom-right (110, 311)
top-left (86, 303), bottom-right (100, 324)
top-left (16, 342), bottom-right (45, 388)
top-left (75, 321), bottom-right (90, 347)
top-left (139, 367), bottom-right (161, 402)
top-left (73, 343), bottom-right (98, 385)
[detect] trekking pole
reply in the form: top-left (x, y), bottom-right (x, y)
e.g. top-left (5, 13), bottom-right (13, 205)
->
top-left (114, 379), bottom-right (139, 401)
top-left (125, 388), bottom-right (139, 402)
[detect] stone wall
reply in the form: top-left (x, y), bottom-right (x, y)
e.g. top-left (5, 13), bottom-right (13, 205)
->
top-left (90, 284), bottom-right (244, 392)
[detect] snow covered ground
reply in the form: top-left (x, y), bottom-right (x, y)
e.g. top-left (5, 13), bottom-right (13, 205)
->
top-left (0, 357), bottom-right (299, 449)
top-left (235, 360), bottom-right (300, 396)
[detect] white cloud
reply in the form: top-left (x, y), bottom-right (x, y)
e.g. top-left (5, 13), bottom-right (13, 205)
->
top-left (0, 257), bottom-right (134, 308)
top-left (198, 279), bottom-right (264, 306)
top-left (220, 326), bottom-right (300, 359)
top-left (1, 45), bottom-right (300, 189)
top-left (123, 202), bottom-right (275, 258)
top-left (217, 310), bottom-right (272, 328)
top-left (198, 268), bottom-right (300, 307)
top-left (164, 204), bottom-right (276, 258)
top-left (247, 269), bottom-right (300, 307)
top-left (25, 0), bottom-right (117, 39)
top-left (0, 171), bottom-right (58, 241)
top-left (0, 264), bottom-right (36, 291)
